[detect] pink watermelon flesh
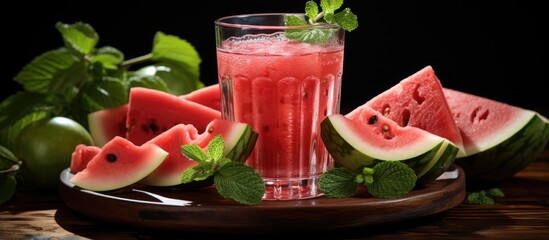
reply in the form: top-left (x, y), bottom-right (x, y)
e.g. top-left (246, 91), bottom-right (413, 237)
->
top-left (140, 119), bottom-right (249, 186)
top-left (70, 144), bottom-right (101, 174)
top-left (345, 106), bottom-right (444, 152)
top-left (88, 104), bottom-right (129, 147)
top-left (69, 136), bottom-right (168, 191)
top-left (348, 65), bottom-right (465, 156)
top-left (181, 83), bottom-right (221, 111)
top-left (87, 86), bottom-right (221, 147)
top-left (443, 87), bottom-right (537, 156)
top-left (139, 124), bottom-right (200, 186)
top-left (126, 87), bottom-right (221, 145)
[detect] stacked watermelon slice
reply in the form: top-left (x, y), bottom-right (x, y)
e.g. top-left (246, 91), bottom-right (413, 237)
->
top-left (321, 66), bottom-right (549, 183)
top-left (70, 86), bottom-right (258, 191)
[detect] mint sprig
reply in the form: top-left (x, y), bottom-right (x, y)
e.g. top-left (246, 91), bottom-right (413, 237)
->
top-left (181, 135), bottom-right (265, 205)
top-left (319, 161), bottom-right (417, 199)
top-left (467, 188), bottom-right (505, 205)
top-left (1, 21), bottom-right (203, 149)
top-left (285, 0), bottom-right (358, 44)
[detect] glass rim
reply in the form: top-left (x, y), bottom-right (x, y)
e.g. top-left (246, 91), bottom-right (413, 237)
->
top-left (214, 13), bottom-right (340, 30)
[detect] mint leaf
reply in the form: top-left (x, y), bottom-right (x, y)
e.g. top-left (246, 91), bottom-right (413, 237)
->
top-left (92, 46), bottom-right (124, 70)
top-left (467, 191), bottom-right (495, 205)
top-left (305, 1), bottom-right (319, 22)
top-left (181, 144), bottom-right (208, 163)
top-left (365, 161), bottom-right (417, 199)
top-left (332, 8), bottom-right (358, 31)
top-left (128, 75), bottom-right (170, 93)
top-left (180, 135), bottom-right (265, 205)
top-left (467, 188), bottom-right (505, 205)
top-left (180, 163), bottom-right (215, 184)
top-left (79, 76), bottom-right (128, 112)
top-left (320, 0), bottom-right (343, 15)
top-left (152, 32), bottom-right (201, 67)
top-left (207, 135), bottom-right (225, 162)
top-left (0, 146), bottom-right (20, 169)
top-left (0, 92), bottom-right (59, 149)
top-left (214, 162), bottom-right (265, 205)
top-left (285, 0), bottom-right (358, 44)
top-left (14, 48), bottom-right (77, 94)
top-left (487, 188), bottom-right (505, 198)
top-left (319, 167), bottom-right (359, 198)
top-left (134, 63), bottom-right (204, 95)
top-left (55, 21), bottom-right (99, 55)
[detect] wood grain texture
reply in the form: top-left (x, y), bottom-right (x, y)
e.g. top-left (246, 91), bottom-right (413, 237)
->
top-left (1, 149), bottom-right (548, 239)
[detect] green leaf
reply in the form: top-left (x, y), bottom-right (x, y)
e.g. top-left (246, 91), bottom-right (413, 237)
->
top-left (181, 144), bottom-right (208, 163)
top-left (320, 0), bottom-right (343, 15)
top-left (0, 175), bottom-right (16, 205)
top-left (55, 21), bottom-right (99, 55)
top-left (207, 135), bottom-right (224, 161)
top-left (467, 191), bottom-right (495, 205)
top-left (151, 32), bottom-right (201, 71)
top-left (305, 1), bottom-right (319, 23)
top-left (214, 162), bottom-right (265, 205)
top-left (14, 48), bottom-right (77, 94)
top-left (128, 75), bottom-right (170, 93)
top-left (487, 188), bottom-right (505, 198)
top-left (79, 76), bottom-right (128, 112)
top-left (134, 63), bottom-right (204, 95)
top-left (319, 167), bottom-right (359, 198)
top-left (467, 188), bottom-right (505, 205)
top-left (47, 59), bottom-right (88, 95)
top-left (0, 146), bottom-right (19, 170)
top-left (332, 8), bottom-right (358, 32)
top-left (180, 164), bottom-right (215, 184)
top-left (365, 161), bottom-right (417, 199)
top-left (150, 32), bottom-right (202, 95)
top-left (92, 46), bottom-right (124, 70)
top-left (0, 92), bottom-right (59, 149)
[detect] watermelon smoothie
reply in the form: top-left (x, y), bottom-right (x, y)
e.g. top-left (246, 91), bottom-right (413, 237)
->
top-left (216, 19), bottom-right (344, 200)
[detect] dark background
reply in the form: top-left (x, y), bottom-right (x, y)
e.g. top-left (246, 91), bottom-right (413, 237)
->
top-left (3, 0), bottom-right (547, 114)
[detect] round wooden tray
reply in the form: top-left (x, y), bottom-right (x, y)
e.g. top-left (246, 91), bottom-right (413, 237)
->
top-left (59, 165), bottom-right (465, 233)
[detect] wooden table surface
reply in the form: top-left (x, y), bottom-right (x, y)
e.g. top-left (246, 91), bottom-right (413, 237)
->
top-left (1, 149), bottom-right (548, 239)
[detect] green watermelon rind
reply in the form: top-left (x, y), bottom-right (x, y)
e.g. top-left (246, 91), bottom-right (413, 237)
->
top-left (454, 113), bottom-right (549, 182)
top-left (461, 110), bottom-right (540, 156)
top-left (320, 115), bottom-right (458, 184)
top-left (224, 123), bottom-right (258, 163)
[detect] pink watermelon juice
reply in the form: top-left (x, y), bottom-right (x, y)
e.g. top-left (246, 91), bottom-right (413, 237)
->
top-left (217, 33), bottom-right (344, 200)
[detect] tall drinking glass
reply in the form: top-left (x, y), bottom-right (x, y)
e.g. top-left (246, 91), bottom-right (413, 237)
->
top-left (215, 13), bottom-right (345, 200)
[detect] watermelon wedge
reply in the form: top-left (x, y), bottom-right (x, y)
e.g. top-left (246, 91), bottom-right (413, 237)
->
top-left (321, 105), bottom-right (459, 184)
top-left (87, 85), bottom-right (221, 147)
top-left (126, 87), bottom-right (221, 145)
top-left (443, 88), bottom-right (549, 182)
top-left (88, 104), bottom-right (129, 147)
top-left (70, 137), bottom-right (168, 191)
top-left (348, 65), bottom-right (466, 157)
top-left (181, 83), bottom-right (221, 111)
top-left (140, 119), bottom-right (258, 186)
top-left (70, 144), bottom-right (101, 174)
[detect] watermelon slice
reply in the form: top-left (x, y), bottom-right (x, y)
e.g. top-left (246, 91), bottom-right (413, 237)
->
top-left (126, 87), bottom-right (221, 145)
top-left (443, 88), bottom-right (549, 182)
top-left (321, 105), bottom-right (459, 184)
top-left (70, 144), bottom-right (101, 174)
top-left (181, 83), bottom-right (221, 111)
top-left (348, 66), bottom-right (466, 157)
top-left (88, 104), bottom-right (129, 147)
top-left (70, 137), bottom-right (168, 191)
top-left (140, 119), bottom-right (258, 186)
top-left (87, 85), bottom-right (221, 147)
